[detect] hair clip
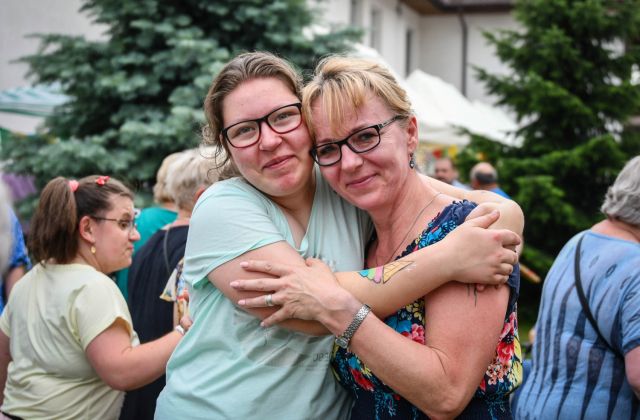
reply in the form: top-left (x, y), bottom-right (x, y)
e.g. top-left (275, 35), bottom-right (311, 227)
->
top-left (96, 175), bottom-right (110, 186)
top-left (68, 180), bottom-right (79, 192)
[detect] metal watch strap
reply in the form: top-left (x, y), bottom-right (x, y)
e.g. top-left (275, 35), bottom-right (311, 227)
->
top-left (335, 304), bottom-right (371, 349)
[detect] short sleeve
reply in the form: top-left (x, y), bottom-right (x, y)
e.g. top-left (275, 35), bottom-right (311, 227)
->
top-left (183, 179), bottom-right (286, 288)
top-left (72, 276), bottom-right (134, 350)
top-left (620, 264), bottom-right (640, 355)
top-left (0, 305), bottom-right (10, 337)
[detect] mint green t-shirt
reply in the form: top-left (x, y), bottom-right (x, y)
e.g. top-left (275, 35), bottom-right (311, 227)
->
top-left (156, 168), bottom-right (371, 419)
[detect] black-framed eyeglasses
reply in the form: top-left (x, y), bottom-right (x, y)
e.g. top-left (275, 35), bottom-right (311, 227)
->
top-left (310, 115), bottom-right (403, 167)
top-left (92, 216), bottom-right (137, 233)
top-left (222, 103), bottom-right (303, 148)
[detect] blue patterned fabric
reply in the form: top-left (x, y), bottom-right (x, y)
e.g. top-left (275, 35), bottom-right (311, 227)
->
top-left (332, 200), bottom-right (522, 420)
top-left (0, 209), bottom-right (31, 312)
top-left (514, 231), bottom-right (640, 420)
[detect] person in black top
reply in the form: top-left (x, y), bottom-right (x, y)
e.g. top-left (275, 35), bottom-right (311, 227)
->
top-left (120, 148), bottom-right (221, 420)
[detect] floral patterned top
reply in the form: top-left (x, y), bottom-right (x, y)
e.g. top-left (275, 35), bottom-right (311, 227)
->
top-left (331, 201), bottom-right (522, 420)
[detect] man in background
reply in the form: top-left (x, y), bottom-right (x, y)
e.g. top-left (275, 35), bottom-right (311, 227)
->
top-left (434, 157), bottom-right (469, 190)
top-left (470, 161), bottom-right (510, 199)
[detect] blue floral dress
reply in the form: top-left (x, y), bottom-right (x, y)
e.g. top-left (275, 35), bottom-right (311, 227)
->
top-left (331, 201), bottom-right (522, 420)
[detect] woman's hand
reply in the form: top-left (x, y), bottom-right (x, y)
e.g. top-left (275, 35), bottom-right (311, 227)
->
top-left (231, 258), bottom-right (360, 328)
top-left (437, 208), bottom-right (520, 287)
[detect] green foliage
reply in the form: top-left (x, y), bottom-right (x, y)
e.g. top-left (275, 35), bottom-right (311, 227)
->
top-left (470, 0), bottom-right (640, 308)
top-left (2, 0), bottom-right (361, 192)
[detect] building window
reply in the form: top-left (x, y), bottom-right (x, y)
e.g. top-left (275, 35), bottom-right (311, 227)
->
top-left (370, 8), bottom-right (382, 50)
top-left (405, 29), bottom-right (413, 77)
top-left (350, 0), bottom-right (362, 26)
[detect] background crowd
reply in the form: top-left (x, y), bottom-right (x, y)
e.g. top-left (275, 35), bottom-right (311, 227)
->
top-left (0, 53), bottom-right (637, 420)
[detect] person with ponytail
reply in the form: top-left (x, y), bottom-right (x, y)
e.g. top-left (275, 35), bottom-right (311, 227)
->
top-left (0, 175), bottom-right (190, 420)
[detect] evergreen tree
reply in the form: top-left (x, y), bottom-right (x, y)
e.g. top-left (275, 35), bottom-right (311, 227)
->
top-left (2, 0), bottom-right (359, 198)
top-left (461, 0), bottom-right (640, 303)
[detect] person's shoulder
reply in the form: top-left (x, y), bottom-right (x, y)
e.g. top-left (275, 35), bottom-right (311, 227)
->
top-left (137, 206), bottom-right (175, 220)
top-left (193, 177), bottom-right (271, 215)
top-left (437, 199), bottom-right (477, 224)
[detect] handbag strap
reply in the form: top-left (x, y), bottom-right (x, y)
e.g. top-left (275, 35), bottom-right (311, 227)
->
top-left (162, 226), bottom-right (172, 277)
top-left (574, 234), bottom-right (624, 359)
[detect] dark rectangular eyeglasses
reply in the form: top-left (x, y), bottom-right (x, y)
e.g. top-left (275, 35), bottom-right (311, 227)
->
top-left (222, 103), bottom-right (303, 148)
top-left (310, 115), bottom-right (403, 166)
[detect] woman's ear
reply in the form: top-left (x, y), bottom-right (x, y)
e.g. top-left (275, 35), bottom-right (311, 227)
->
top-left (77, 215), bottom-right (96, 244)
top-left (406, 115), bottom-right (419, 155)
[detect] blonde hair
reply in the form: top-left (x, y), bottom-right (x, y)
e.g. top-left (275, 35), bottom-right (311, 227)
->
top-left (302, 55), bottom-right (413, 140)
top-left (165, 148), bottom-right (222, 211)
top-left (153, 152), bottom-right (184, 204)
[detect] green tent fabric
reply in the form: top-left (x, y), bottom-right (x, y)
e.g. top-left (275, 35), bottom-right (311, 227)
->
top-left (0, 85), bottom-right (68, 117)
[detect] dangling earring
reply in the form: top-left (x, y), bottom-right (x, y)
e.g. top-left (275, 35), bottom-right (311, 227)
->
top-left (90, 245), bottom-right (96, 255)
top-left (409, 153), bottom-right (416, 169)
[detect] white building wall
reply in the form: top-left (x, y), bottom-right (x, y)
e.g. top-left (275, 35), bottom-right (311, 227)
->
top-left (419, 13), bottom-right (517, 104)
top-left (0, 0), bottom-right (517, 132)
top-left (0, 0), bottom-right (104, 133)
top-left (0, 0), bottom-right (105, 90)
top-left (312, 0), bottom-right (422, 78)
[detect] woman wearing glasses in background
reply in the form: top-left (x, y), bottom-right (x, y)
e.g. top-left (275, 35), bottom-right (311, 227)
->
top-left (0, 176), bottom-right (191, 420)
top-left (156, 52), bottom-right (522, 419)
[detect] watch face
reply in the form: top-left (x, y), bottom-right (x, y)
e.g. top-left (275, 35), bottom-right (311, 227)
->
top-left (336, 337), bottom-right (348, 349)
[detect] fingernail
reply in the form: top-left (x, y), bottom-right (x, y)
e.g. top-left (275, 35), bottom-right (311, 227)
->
top-left (230, 281), bottom-right (238, 288)
top-left (238, 299), bottom-right (245, 305)
top-left (240, 261), bottom-right (248, 267)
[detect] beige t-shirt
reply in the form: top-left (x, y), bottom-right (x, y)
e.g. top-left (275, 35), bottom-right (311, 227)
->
top-left (0, 263), bottom-right (139, 420)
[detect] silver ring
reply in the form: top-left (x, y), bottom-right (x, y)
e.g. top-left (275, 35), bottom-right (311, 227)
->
top-left (265, 294), bottom-right (274, 307)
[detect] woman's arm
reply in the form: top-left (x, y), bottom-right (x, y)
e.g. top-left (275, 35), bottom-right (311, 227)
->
top-left (234, 209), bottom-right (519, 322)
top-left (627, 346), bottom-right (640, 399)
top-left (316, 282), bottom-right (508, 418)
top-left (428, 176), bottom-right (524, 253)
top-left (85, 318), bottom-right (188, 391)
top-left (0, 331), bottom-right (10, 405)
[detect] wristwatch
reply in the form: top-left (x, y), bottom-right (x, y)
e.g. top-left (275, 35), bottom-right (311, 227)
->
top-left (335, 304), bottom-right (371, 349)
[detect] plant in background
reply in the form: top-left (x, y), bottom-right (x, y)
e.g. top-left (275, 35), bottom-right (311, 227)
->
top-left (2, 0), bottom-right (360, 202)
top-left (462, 0), bottom-right (640, 315)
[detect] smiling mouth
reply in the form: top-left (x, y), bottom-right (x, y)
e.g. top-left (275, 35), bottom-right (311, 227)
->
top-left (264, 156), bottom-right (292, 169)
top-left (347, 175), bottom-right (374, 188)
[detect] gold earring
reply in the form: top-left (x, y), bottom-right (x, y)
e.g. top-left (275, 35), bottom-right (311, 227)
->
top-left (90, 245), bottom-right (96, 255)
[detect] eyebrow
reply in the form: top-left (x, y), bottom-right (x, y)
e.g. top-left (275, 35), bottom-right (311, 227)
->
top-left (316, 122), bottom-right (376, 145)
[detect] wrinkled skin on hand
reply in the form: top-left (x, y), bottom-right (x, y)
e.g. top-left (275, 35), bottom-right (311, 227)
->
top-left (233, 258), bottom-right (356, 327)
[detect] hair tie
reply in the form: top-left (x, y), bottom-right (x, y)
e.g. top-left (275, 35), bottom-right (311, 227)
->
top-left (68, 180), bottom-right (79, 192)
top-left (96, 175), bottom-right (110, 186)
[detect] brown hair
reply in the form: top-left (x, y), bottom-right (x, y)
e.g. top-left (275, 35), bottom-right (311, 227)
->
top-left (302, 55), bottom-right (413, 141)
top-left (202, 51), bottom-right (303, 170)
top-left (29, 175), bottom-right (134, 264)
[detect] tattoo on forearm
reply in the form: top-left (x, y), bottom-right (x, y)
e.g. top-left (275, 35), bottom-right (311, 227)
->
top-left (358, 261), bottom-right (415, 284)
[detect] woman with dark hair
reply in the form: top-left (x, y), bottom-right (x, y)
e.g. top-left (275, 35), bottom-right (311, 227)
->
top-left (0, 175), bottom-right (190, 419)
